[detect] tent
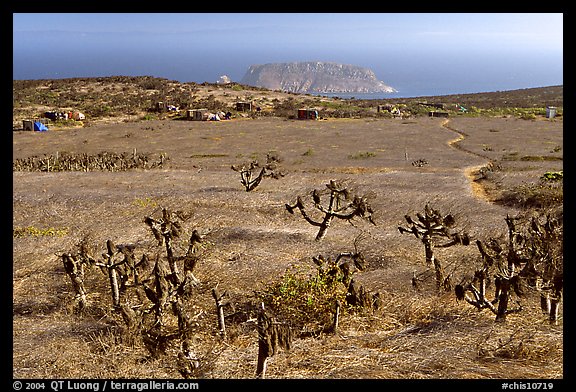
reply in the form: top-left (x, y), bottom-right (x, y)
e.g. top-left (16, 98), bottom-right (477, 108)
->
top-left (72, 111), bottom-right (86, 120)
top-left (34, 121), bottom-right (49, 132)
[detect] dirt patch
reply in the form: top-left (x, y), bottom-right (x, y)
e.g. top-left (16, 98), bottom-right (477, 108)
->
top-left (464, 165), bottom-right (492, 202)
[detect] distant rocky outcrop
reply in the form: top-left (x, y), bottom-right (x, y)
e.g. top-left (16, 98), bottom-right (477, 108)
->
top-left (240, 62), bottom-right (397, 94)
top-left (216, 75), bottom-right (232, 85)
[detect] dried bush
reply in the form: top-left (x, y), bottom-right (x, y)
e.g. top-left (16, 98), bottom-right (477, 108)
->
top-left (497, 182), bottom-right (563, 210)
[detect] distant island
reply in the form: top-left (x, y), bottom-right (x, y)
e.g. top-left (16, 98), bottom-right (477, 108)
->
top-left (240, 61), bottom-right (397, 94)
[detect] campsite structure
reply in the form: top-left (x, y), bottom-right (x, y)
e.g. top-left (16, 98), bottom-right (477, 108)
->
top-left (187, 109), bottom-right (209, 121)
top-left (156, 101), bottom-right (179, 113)
top-left (236, 102), bottom-right (253, 112)
top-left (297, 108), bottom-right (319, 120)
top-left (44, 110), bottom-right (85, 121)
top-left (186, 109), bottom-right (230, 121)
top-left (22, 119), bottom-right (49, 131)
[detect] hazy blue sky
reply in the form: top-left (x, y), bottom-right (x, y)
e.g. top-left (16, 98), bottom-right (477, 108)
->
top-left (13, 13), bottom-right (563, 96)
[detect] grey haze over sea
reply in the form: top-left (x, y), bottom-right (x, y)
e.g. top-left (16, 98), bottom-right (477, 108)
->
top-left (13, 32), bottom-right (563, 99)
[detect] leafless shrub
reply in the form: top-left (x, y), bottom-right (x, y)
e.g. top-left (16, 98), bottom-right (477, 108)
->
top-left (286, 179), bottom-right (376, 241)
top-left (58, 207), bottom-right (214, 372)
top-left (399, 203), bottom-right (470, 291)
top-left (256, 304), bottom-right (292, 379)
top-left (411, 158), bottom-right (428, 167)
top-left (456, 212), bottom-right (562, 324)
top-left (231, 152), bottom-right (286, 191)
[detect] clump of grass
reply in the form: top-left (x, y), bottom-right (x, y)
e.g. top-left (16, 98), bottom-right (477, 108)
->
top-left (520, 155), bottom-right (563, 162)
top-left (476, 325), bottom-right (563, 362)
top-left (13, 226), bottom-right (69, 238)
top-left (132, 197), bottom-right (158, 208)
top-left (348, 151), bottom-right (376, 160)
top-left (519, 112), bottom-right (537, 120)
top-left (497, 182), bottom-right (563, 209)
top-left (189, 153), bottom-right (229, 158)
top-left (541, 171), bottom-right (563, 182)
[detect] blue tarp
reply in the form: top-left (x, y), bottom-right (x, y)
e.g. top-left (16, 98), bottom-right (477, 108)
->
top-left (34, 122), bottom-right (48, 132)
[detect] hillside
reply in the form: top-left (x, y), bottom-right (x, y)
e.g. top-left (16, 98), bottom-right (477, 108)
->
top-left (377, 85), bottom-right (564, 109)
top-left (12, 76), bottom-right (563, 129)
top-left (240, 62), bottom-right (397, 94)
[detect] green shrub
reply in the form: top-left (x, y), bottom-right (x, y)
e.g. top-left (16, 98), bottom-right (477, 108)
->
top-left (132, 197), bottom-right (158, 208)
top-left (13, 226), bottom-right (69, 238)
top-left (541, 171), bottom-right (563, 182)
top-left (519, 112), bottom-right (537, 120)
top-left (256, 264), bottom-right (347, 331)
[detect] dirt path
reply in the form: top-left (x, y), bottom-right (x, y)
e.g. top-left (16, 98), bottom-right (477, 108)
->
top-left (441, 119), bottom-right (493, 203)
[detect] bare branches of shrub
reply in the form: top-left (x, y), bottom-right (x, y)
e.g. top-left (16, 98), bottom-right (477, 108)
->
top-left (59, 207), bottom-right (214, 374)
top-left (256, 304), bottom-right (292, 379)
top-left (521, 211), bottom-right (563, 324)
top-left (285, 179), bottom-right (376, 240)
top-left (231, 152), bottom-right (286, 191)
top-left (399, 203), bottom-right (470, 291)
top-left (456, 211), bottom-right (563, 324)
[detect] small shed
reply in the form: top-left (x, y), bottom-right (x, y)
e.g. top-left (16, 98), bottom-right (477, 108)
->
top-left (187, 109), bottom-right (209, 121)
top-left (546, 106), bottom-right (557, 119)
top-left (297, 109), bottom-right (319, 120)
top-left (377, 104), bottom-right (394, 113)
top-left (22, 120), bottom-right (35, 131)
top-left (236, 102), bottom-right (252, 112)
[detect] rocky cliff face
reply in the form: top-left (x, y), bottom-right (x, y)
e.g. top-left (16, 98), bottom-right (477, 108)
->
top-left (240, 62), bottom-right (397, 94)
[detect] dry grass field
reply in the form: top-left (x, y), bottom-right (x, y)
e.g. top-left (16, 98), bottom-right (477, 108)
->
top-left (13, 81), bottom-right (563, 383)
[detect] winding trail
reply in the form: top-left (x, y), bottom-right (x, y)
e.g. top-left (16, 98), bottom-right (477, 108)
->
top-left (440, 119), bottom-right (493, 203)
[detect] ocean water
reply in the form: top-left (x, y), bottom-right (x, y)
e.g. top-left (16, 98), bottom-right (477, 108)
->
top-left (13, 35), bottom-right (563, 99)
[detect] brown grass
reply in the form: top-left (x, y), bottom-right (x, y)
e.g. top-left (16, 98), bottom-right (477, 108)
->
top-left (13, 115), bottom-right (562, 380)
